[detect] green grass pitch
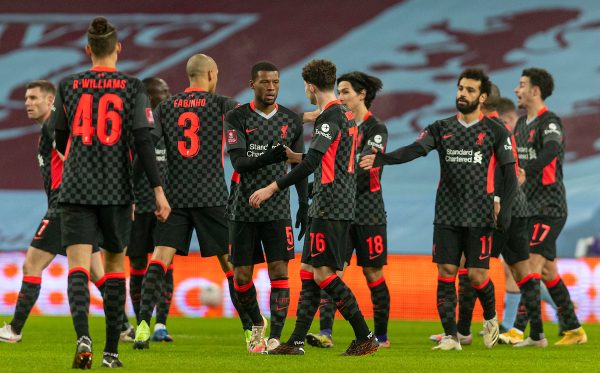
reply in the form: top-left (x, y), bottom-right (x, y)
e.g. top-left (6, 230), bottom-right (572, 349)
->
top-left (0, 316), bottom-right (597, 372)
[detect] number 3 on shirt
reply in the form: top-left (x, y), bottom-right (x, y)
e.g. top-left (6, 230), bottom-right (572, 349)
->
top-left (178, 112), bottom-right (200, 157)
top-left (73, 93), bottom-right (123, 145)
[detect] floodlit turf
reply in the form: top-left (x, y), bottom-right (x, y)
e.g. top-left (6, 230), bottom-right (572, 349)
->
top-left (0, 316), bottom-right (597, 372)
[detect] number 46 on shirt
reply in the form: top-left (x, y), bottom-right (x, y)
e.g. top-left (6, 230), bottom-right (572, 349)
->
top-left (72, 93), bottom-right (123, 145)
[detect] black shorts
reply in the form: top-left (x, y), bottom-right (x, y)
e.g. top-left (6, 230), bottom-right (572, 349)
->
top-left (229, 219), bottom-right (295, 267)
top-left (30, 214), bottom-right (65, 256)
top-left (154, 206), bottom-right (228, 257)
top-left (492, 217), bottom-right (530, 265)
top-left (301, 218), bottom-right (350, 271)
top-left (344, 224), bottom-right (387, 267)
top-left (433, 224), bottom-right (493, 269)
top-left (528, 215), bottom-right (566, 261)
top-left (127, 212), bottom-right (157, 257)
top-left (60, 204), bottom-right (130, 253)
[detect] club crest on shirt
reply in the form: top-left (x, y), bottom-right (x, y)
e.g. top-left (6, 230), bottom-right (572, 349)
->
top-left (475, 132), bottom-right (486, 146)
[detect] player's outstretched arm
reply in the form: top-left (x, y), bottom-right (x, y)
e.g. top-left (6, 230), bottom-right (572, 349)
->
top-left (230, 142), bottom-right (287, 173)
top-left (360, 142), bottom-right (426, 170)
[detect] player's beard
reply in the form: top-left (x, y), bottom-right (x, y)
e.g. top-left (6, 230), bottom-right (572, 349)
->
top-left (455, 96), bottom-right (480, 114)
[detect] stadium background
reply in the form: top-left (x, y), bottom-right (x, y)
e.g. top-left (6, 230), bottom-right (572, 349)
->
top-left (0, 0), bottom-right (599, 322)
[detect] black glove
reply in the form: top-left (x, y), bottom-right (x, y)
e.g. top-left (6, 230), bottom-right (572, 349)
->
top-left (307, 181), bottom-right (314, 199)
top-left (295, 201), bottom-right (309, 240)
top-left (257, 141), bottom-right (287, 166)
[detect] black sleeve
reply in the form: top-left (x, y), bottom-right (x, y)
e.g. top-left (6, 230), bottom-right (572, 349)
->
top-left (133, 127), bottom-right (162, 188)
top-left (229, 148), bottom-right (264, 173)
top-left (374, 141), bottom-right (427, 167)
top-left (291, 115), bottom-right (308, 203)
top-left (496, 162), bottom-right (518, 230)
top-left (523, 141), bottom-right (561, 179)
top-left (494, 164), bottom-right (504, 198)
top-left (53, 83), bottom-right (69, 154)
top-left (276, 148), bottom-right (322, 191)
top-left (55, 128), bottom-right (69, 155)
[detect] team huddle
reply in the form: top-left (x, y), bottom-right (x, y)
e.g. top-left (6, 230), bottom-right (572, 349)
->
top-left (0, 15), bottom-right (588, 369)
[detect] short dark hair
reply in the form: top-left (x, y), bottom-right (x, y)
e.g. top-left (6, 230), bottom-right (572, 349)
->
top-left (522, 67), bottom-right (554, 100)
top-left (26, 80), bottom-right (55, 95)
top-left (482, 83), bottom-right (501, 111)
top-left (87, 17), bottom-right (118, 58)
top-left (337, 71), bottom-right (383, 109)
top-left (251, 61), bottom-right (279, 80)
top-left (496, 97), bottom-right (516, 116)
top-left (302, 59), bottom-right (336, 90)
top-left (142, 77), bottom-right (163, 88)
top-left (457, 68), bottom-right (491, 96)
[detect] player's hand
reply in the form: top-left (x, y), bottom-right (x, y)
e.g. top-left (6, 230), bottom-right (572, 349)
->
top-left (295, 201), bottom-right (309, 240)
top-left (153, 186), bottom-right (171, 222)
top-left (284, 145), bottom-right (303, 164)
top-left (493, 200), bottom-right (500, 223)
top-left (359, 148), bottom-right (379, 170)
top-left (496, 209), bottom-right (511, 232)
top-left (258, 141), bottom-right (287, 166)
top-left (249, 182), bottom-right (279, 208)
top-left (302, 109), bottom-right (320, 123)
top-left (518, 168), bottom-right (526, 186)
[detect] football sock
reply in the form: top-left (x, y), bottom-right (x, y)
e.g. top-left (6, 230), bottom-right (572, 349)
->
top-left (269, 278), bottom-right (290, 340)
top-left (10, 276), bottom-right (41, 335)
top-left (155, 265), bottom-right (173, 325)
top-left (320, 275), bottom-right (371, 341)
top-left (68, 267), bottom-right (90, 339)
top-left (368, 277), bottom-right (390, 341)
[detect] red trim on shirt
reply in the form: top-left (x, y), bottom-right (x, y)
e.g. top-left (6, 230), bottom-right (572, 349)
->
top-left (184, 87), bottom-right (207, 93)
top-left (363, 111), bottom-right (373, 121)
top-left (221, 116), bottom-right (225, 168)
top-left (542, 158), bottom-right (557, 185)
top-left (369, 167), bottom-right (381, 192)
top-left (50, 149), bottom-right (63, 190)
top-left (323, 100), bottom-right (341, 111)
top-left (90, 66), bottom-right (117, 72)
top-left (487, 154), bottom-right (497, 194)
top-left (537, 106), bottom-right (548, 117)
top-left (487, 111), bottom-right (499, 119)
top-left (231, 171), bottom-right (240, 184)
top-left (321, 132), bottom-right (341, 184)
